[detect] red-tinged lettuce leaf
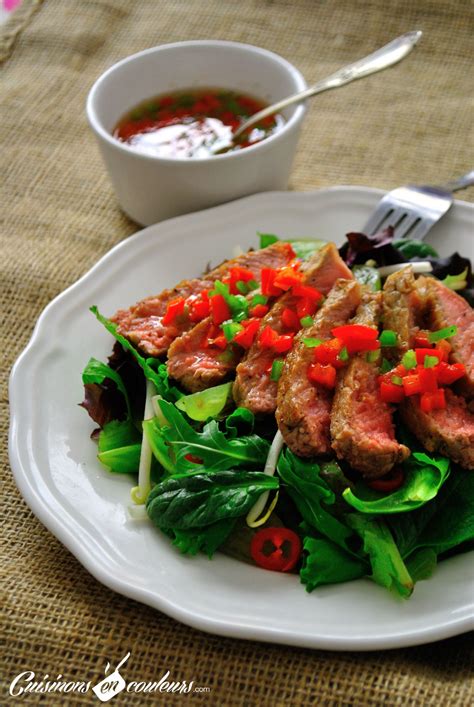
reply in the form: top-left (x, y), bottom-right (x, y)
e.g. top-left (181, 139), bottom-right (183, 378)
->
top-left (80, 358), bottom-right (129, 430)
top-left (339, 226), bottom-right (406, 267)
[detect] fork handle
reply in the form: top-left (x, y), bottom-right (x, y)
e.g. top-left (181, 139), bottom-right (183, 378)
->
top-left (438, 170), bottom-right (474, 193)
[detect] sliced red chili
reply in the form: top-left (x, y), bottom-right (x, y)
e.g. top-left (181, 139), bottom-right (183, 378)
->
top-left (418, 367), bottom-right (438, 393)
top-left (272, 334), bottom-right (294, 353)
top-left (368, 467), bottom-right (405, 492)
top-left (250, 527), bottom-right (302, 572)
top-left (259, 324), bottom-right (279, 349)
top-left (415, 348), bottom-right (442, 365)
top-left (402, 374), bottom-right (422, 396)
top-left (414, 331), bottom-right (433, 348)
top-left (188, 292), bottom-right (210, 322)
top-left (273, 264), bottom-right (303, 291)
top-left (292, 283), bottom-right (322, 302)
top-left (312, 338), bottom-right (345, 367)
top-left (331, 324), bottom-right (379, 354)
top-left (435, 339), bottom-right (452, 362)
top-left (162, 296), bottom-right (186, 326)
top-left (420, 388), bottom-right (446, 413)
top-left (228, 266), bottom-right (256, 294)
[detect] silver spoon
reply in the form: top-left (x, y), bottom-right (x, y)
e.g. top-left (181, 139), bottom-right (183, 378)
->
top-left (214, 30), bottom-right (422, 153)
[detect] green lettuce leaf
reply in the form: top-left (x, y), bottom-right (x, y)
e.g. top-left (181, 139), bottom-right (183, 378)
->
top-left (277, 450), bottom-right (354, 552)
top-left (170, 518), bottom-right (237, 558)
top-left (257, 232), bottom-right (327, 260)
top-left (300, 537), bottom-right (367, 592)
top-left (96, 419), bottom-right (142, 473)
top-left (348, 515), bottom-right (414, 598)
top-left (146, 470), bottom-right (279, 530)
top-left (90, 306), bottom-right (182, 401)
top-left (82, 357), bottom-right (132, 417)
top-left (342, 450), bottom-right (450, 514)
top-left (98, 444), bottom-right (142, 474)
top-left (175, 382), bottom-right (232, 421)
top-left (389, 467), bottom-right (474, 559)
top-left (154, 399), bottom-right (270, 472)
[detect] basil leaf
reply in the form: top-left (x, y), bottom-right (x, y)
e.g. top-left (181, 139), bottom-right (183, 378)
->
top-left (342, 451), bottom-right (450, 514)
top-left (146, 471), bottom-right (279, 529)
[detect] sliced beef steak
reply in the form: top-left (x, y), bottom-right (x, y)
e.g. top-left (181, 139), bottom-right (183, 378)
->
top-left (111, 242), bottom-right (293, 357)
top-left (382, 267), bottom-right (421, 355)
top-left (331, 291), bottom-right (410, 477)
top-left (233, 243), bottom-right (353, 415)
top-left (167, 318), bottom-right (241, 392)
top-left (401, 390), bottom-right (474, 470)
top-left (276, 279), bottom-right (361, 457)
top-left (419, 276), bottom-right (474, 401)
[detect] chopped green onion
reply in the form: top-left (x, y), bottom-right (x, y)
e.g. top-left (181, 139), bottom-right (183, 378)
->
top-left (379, 330), bottom-right (398, 347)
top-left (222, 321), bottom-right (243, 342)
top-left (270, 359), bottom-right (284, 381)
top-left (391, 375), bottom-right (403, 385)
top-left (365, 349), bottom-right (380, 363)
top-left (251, 294), bottom-right (268, 306)
top-left (402, 349), bottom-right (417, 369)
top-left (428, 325), bottom-right (458, 342)
top-left (234, 311), bottom-right (248, 323)
top-left (247, 279), bottom-right (259, 291)
top-left (339, 346), bottom-right (349, 361)
top-left (381, 358), bottom-right (393, 373)
top-left (303, 337), bottom-right (323, 348)
top-left (300, 315), bottom-right (314, 327)
top-left (236, 280), bottom-right (249, 295)
top-left (424, 355), bottom-right (439, 369)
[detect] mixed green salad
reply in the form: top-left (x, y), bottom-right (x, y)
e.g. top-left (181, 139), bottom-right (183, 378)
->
top-left (81, 232), bottom-right (474, 599)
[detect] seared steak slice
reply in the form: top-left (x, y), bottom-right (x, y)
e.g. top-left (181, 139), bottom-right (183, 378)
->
top-left (331, 291), bottom-right (410, 477)
top-left (233, 243), bottom-right (353, 415)
top-left (401, 390), bottom-right (474, 470)
top-left (167, 318), bottom-right (240, 392)
top-left (419, 276), bottom-right (474, 401)
top-left (276, 279), bottom-right (361, 457)
top-left (382, 267), bottom-right (421, 355)
top-left (112, 242), bottom-right (293, 357)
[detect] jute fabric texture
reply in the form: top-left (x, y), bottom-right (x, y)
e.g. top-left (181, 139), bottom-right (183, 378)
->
top-left (1, 1), bottom-right (473, 704)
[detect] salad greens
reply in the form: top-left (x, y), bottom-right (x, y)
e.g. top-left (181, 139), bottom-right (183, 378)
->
top-left (81, 235), bottom-right (474, 600)
top-left (258, 232), bottom-right (327, 260)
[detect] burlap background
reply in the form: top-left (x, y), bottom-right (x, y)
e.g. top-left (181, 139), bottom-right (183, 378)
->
top-left (2, 1), bottom-right (473, 704)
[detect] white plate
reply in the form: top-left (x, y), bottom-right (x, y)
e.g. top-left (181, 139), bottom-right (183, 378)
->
top-left (9, 187), bottom-right (474, 650)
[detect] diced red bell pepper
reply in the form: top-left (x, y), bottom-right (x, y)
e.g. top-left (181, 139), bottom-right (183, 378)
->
top-left (272, 334), bottom-right (294, 354)
top-left (233, 319), bottom-right (261, 349)
top-left (331, 324), bottom-right (379, 354)
top-left (307, 362), bottom-right (337, 388)
top-left (437, 361), bottom-right (466, 385)
top-left (414, 331), bottom-right (433, 348)
top-left (249, 304), bottom-right (269, 318)
top-left (420, 388), bottom-right (446, 413)
top-left (435, 339), bottom-right (452, 362)
top-left (295, 297), bottom-right (318, 319)
top-left (208, 333), bottom-right (227, 350)
top-left (261, 268), bottom-right (281, 296)
top-left (415, 348), bottom-right (442, 365)
top-left (418, 367), bottom-right (438, 393)
top-left (292, 283), bottom-right (323, 302)
top-left (228, 266), bottom-right (256, 294)
top-left (273, 265), bottom-right (303, 291)
top-left (281, 307), bottom-right (301, 331)
top-left (162, 296), bottom-right (186, 326)
top-left (379, 381), bottom-right (405, 403)
top-left (210, 294), bottom-right (231, 325)
top-left (259, 325), bottom-right (279, 348)
top-left (313, 338), bottom-right (345, 367)
top-left (402, 374), bottom-right (423, 396)
top-left (188, 292), bottom-right (210, 322)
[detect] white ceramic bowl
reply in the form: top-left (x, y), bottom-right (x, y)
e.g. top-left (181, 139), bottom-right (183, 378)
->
top-left (86, 40), bottom-right (307, 225)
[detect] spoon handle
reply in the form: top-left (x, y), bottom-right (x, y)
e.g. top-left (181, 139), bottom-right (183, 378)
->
top-left (233, 30), bottom-right (422, 139)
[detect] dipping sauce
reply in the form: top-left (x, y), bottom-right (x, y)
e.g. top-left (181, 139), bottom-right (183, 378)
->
top-left (113, 88), bottom-right (285, 159)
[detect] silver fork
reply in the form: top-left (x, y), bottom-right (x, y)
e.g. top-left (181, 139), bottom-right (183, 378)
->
top-left (362, 170), bottom-right (474, 241)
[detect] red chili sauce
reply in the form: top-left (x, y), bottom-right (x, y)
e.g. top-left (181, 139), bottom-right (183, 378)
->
top-left (113, 88), bottom-right (285, 159)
